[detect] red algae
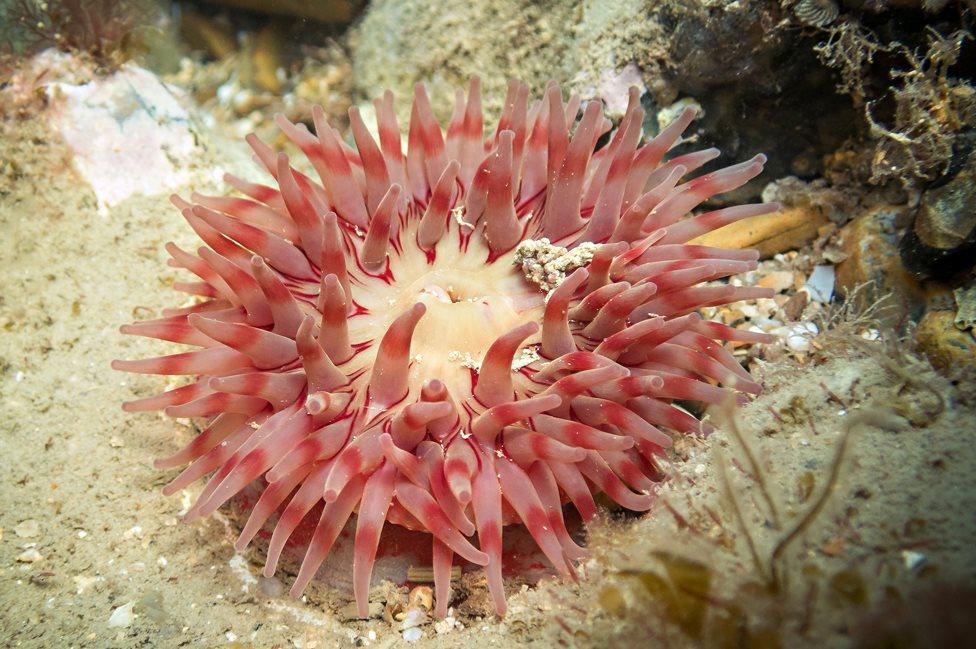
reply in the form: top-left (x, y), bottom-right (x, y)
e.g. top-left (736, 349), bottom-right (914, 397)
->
top-left (113, 78), bottom-right (775, 619)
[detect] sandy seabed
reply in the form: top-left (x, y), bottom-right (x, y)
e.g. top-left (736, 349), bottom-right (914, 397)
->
top-left (1, 62), bottom-right (975, 649)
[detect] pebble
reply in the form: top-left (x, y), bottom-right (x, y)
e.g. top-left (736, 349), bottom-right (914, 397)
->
top-left (16, 548), bottom-right (43, 563)
top-left (259, 575), bottom-right (283, 597)
top-left (916, 310), bottom-right (976, 370)
top-left (402, 627), bottom-right (423, 642)
top-left (108, 601), bottom-right (135, 628)
top-left (74, 575), bottom-right (99, 594)
top-left (902, 550), bottom-right (927, 572)
top-left (407, 586), bottom-right (433, 612)
top-left (434, 613), bottom-right (460, 634)
top-left (14, 519), bottom-right (40, 538)
top-left (400, 607), bottom-right (426, 630)
top-left (756, 271), bottom-right (795, 292)
top-left (784, 322), bottom-right (819, 353)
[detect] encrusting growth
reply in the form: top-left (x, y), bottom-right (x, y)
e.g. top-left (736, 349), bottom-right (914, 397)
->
top-left (114, 78), bottom-right (776, 618)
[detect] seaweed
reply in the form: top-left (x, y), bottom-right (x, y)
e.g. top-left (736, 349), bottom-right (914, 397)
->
top-left (813, 15), bottom-right (975, 189)
top-left (0, 0), bottom-right (152, 65)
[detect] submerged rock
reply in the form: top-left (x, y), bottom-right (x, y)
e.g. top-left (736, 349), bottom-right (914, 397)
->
top-left (900, 138), bottom-right (976, 280)
top-left (835, 205), bottom-right (926, 324)
top-left (916, 310), bottom-right (976, 371)
top-left (45, 55), bottom-right (200, 214)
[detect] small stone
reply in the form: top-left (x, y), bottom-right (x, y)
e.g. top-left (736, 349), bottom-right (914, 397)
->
top-left (108, 601), bottom-right (135, 628)
top-left (434, 611), bottom-right (460, 634)
top-left (916, 310), bottom-right (976, 371)
top-left (902, 550), bottom-right (927, 572)
top-left (784, 322), bottom-right (818, 353)
top-left (757, 271), bottom-right (795, 292)
top-left (109, 436), bottom-right (124, 448)
top-left (14, 519), bottom-right (40, 538)
top-left (258, 576), bottom-right (283, 597)
top-left (821, 537), bottom-right (845, 557)
top-left (74, 575), bottom-right (99, 594)
top-left (400, 607), bottom-right (427, 630)
top-left (403, 627), bottom-right (423, 642)
top-left (17, 548), bottom-right (43, 563)
top-left (407, 586), bottom-right (433, 612)
top-left (782, 291), bottom-right (809, 321)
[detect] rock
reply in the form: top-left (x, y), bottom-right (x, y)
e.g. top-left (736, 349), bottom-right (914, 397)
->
top-left (835, 205), bottom-right (925, 325)
top-left (761, 175), bottom-right (858, 225)
top-left (757, 270), bottom-right (796, 292)
top-left (916, 310), bottom-right (976, 371)
top-left (407, 586), bottom-right (434, 612)
top-left (258, 576), bottom-right (283, 598)
top-left (403, 627), bottom-right (424, 642)
top-left (782, 291), bottom-right (809, 321)
top-left (200, 0), bottom-right (360, 23)
top-left (108, 602), bottom-right (135, 629)
top-left (16, 548), bottom-right (43, 563)
top-left (900, 140), bottom-right (976, 280)
top-left (13, 519), bottom-right (40, 538)
top-left (689, 205), bottom-right (830, 258)
top-left (954, 285), bottom-right (976, 330)
top-left (46, 55), bottom-right (202, 214)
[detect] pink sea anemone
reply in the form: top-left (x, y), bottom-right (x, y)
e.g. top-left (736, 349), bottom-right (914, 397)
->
top-left (113, 79), bottom-right (776, 618)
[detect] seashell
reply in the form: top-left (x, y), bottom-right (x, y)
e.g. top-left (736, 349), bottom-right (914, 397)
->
top-left (794, 0), bottom-right (839, 27)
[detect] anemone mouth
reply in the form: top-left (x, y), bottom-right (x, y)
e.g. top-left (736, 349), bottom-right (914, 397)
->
top-left (350, 219), bottom-right (544, 407)
top-left (114, 77), bottom-right (777, 620)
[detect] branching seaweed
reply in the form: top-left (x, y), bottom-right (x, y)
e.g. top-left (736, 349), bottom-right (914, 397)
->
top-left (1, 0), bottom-right (152, 64)
top-left (715, 448), bottom-right (771, 585)
top-left (814, 18), bottom-right (974, 188)
top-left (769, 408), bottom-right (909, 590)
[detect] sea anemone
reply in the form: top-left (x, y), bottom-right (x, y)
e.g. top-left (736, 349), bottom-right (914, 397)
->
top-left (113, 79), bottom-right (776, 618)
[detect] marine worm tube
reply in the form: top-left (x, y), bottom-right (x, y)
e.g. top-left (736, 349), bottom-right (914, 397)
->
top-left (114, 79), bottom-right (776, 618)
